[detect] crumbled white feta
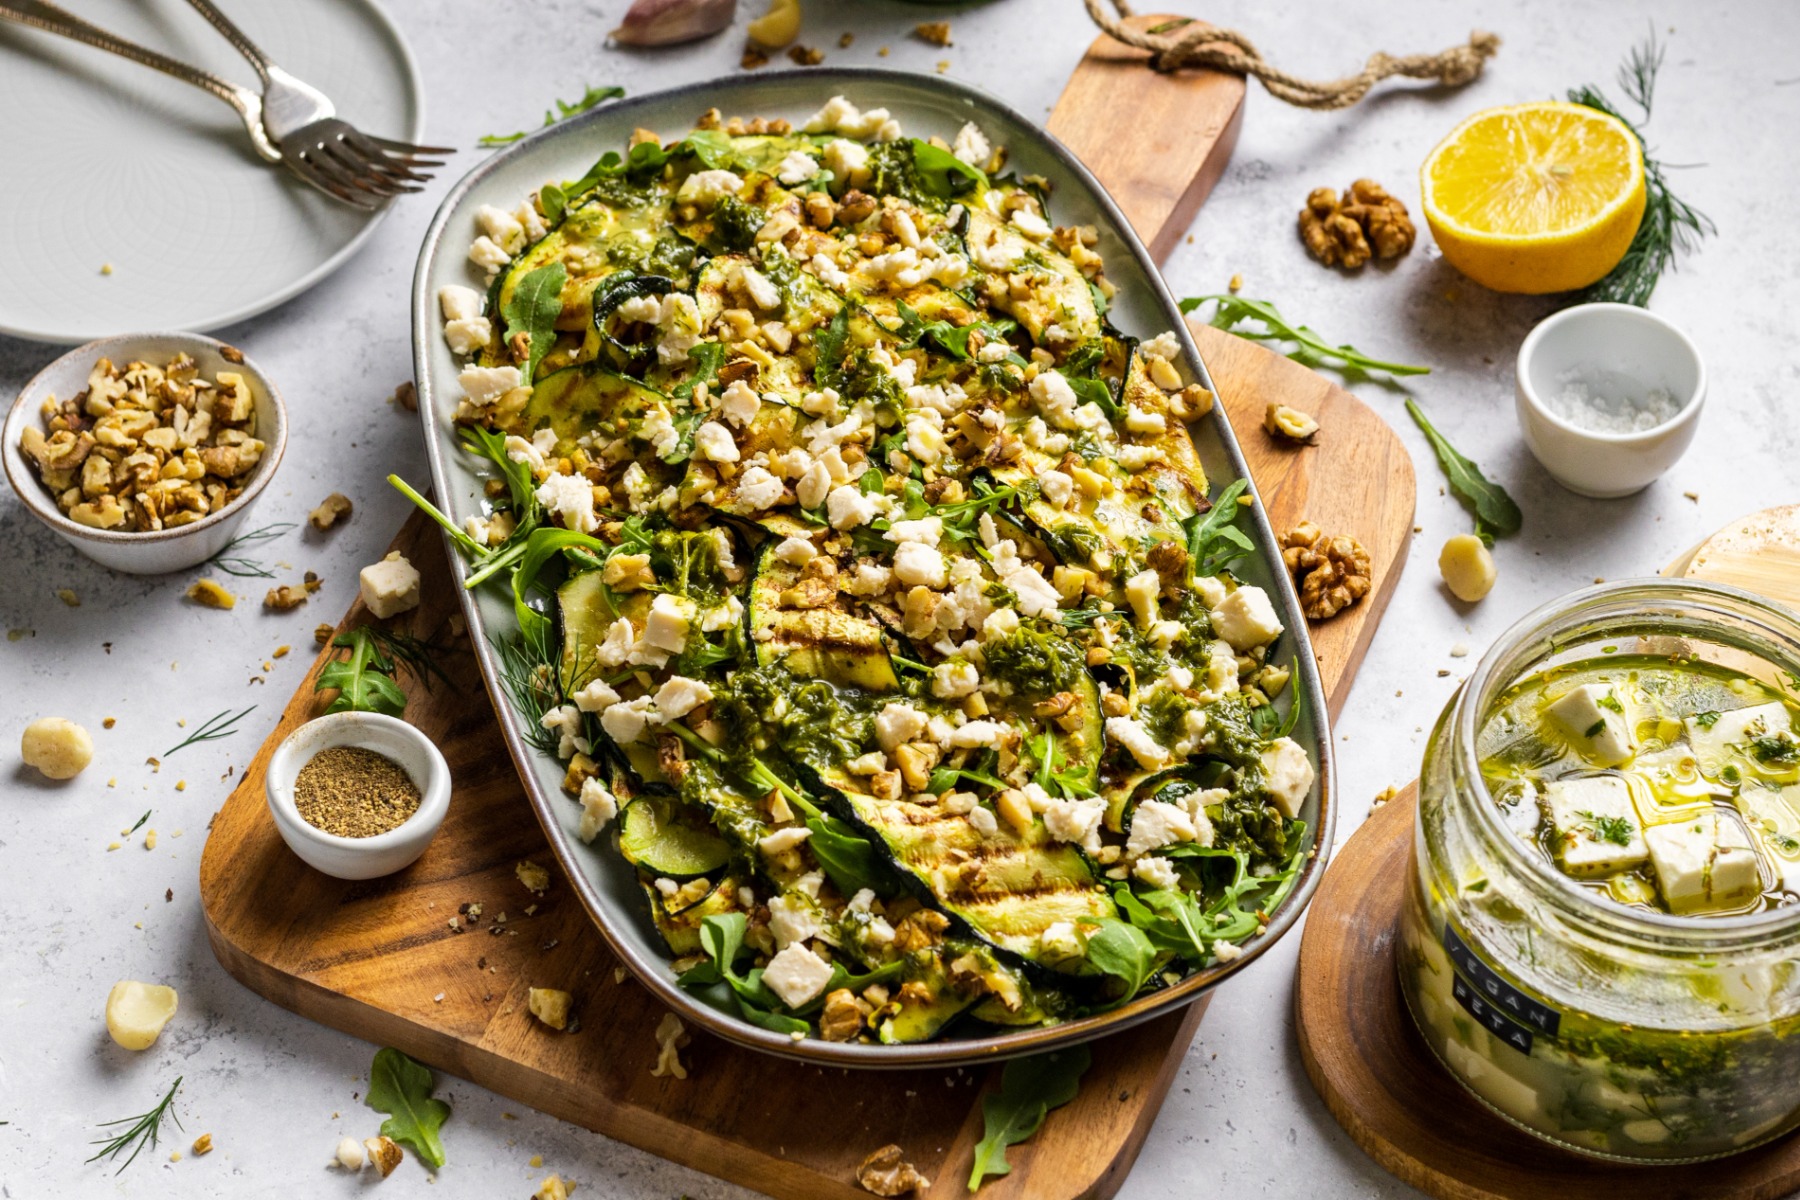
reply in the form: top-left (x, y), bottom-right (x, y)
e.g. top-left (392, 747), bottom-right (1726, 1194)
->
top-left (1141, 331), bottom-right (1182, 362)
top-left (601, 696), bottom-right (661, 745)
top-left (1126, 798), bottom-right (1197, 858)
top-left (1010, 209), bottom-right (1052, 240)
top-left (844, 562), bottom-right (893, 597)
top-left (951, 121), bottom-right (991, 167)
top-left (760, 827), bottom-right (815, 858)
top-left (1043, 796), bottom-right (1107, 854)
top-left (1028, 370), bottom-right (1081, 430)
top-left (739, 265), bottom-right (782, 311)
top-left (932, 660), bottom-right (981, 699)
top-left (876, 702), bottom-right (929, 753)
top-left (438, 284), bottom-right (484, 322)
top-left (967, 804), bottom-right (999, 838)
top-left (1546, 683), bottom-right (1636, 768)
top-left (572, 678), bottom-right (621, 714)
top-left (1211, 585), bottom-right (1282, 651)
top-left (1132, 855), bottom-right (1180, 891)
top-left (1107, 716), bottom-right (1171, 770)
top-left (1124, 569), bottom-right (1161, 630)
top-left (893, 542), bottom-right (948, 589)
top-left (692, 421), bottom-right (740, 463)
top-left (468, 235), bottom-right (511, 274)
top-left (654, 675), bottom-right (714, 719)
top-left (1260, 737), bottom-right (1315, 819)
top-left (718, 378), bottom-right (761, 427)
top-left (949, 720), bottom-right (1009, 749)
top-left (1125, 406), bottom-right (1167, 435)
top-left (885, 516), bottom-right (943, 547)
top-left (1039, 469), bottom-right (1073, 509)
top-left (774, 536), bottom-right (817, 566)
top-left (766, 893), bottom-right (820, 948)
top-left (735, 465), bottom-right (785, 510)
top-left (540, 704), bottom-right (585, 760)
top-left (774, 149), bottom-right (819, 185)
top-left (535, 472), bottom-right (598, 533)
top-left (643, 594), bottom-right (693, 655)
top-left (359, 551), bottom-right (421, 619)
top-left (763, 943), bottom-right (834, 1008)
top-left (444, 316), bottom-right (492, 356)
top-left (824, 138), bottom-right (871, 187)
top-left (982, 607), bottom-right (1021, 641)
top-left (676, 168), bottom-right (744, 207)
top-left (1004, 566), bottom-right (1063, 619)
top-left (826, 483), bottom-right (880, 530)
top-left (1117, 445), bottom-right (1165, 470)
top-left (459, 364), bottom-right (523, 408)
top-left (477, 204), bottom-right (526, 254)
top-left (578, 777), bottom-right (618, 842)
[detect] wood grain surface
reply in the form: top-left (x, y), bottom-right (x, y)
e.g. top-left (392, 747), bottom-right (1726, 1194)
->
top-left (1661, 504), bottom-right (1800, 612)
top-left (1295, 786), bottom-right (1800, 1200)
top-left (1047, 14), bottom-right (1247, 265)
top-left (198, 29), bottom-right (1421, 1200)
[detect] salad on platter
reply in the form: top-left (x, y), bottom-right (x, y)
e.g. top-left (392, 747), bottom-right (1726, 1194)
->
top-left (405, 95), bottom-right (1318, 1044)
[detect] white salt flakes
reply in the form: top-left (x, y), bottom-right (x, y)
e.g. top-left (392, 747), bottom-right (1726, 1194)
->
top-left (1546, 368), bottom-right (1682, 434)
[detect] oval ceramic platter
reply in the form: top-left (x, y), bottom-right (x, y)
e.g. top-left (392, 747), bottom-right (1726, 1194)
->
top-left (0, 0), bottom-right (423, 344)
top-left (410, 68), bottom-right (1335, 1068)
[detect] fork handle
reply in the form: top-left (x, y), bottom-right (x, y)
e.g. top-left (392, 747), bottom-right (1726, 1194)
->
top-left (178, 0), bottom-right (271, 84)
top-left (0, 0), bottom-right (280, 161)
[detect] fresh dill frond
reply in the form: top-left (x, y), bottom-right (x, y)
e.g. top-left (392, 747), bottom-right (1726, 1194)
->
top-left (127, 810), bottom-right (150, 835)
top-left (494, 632), bottom-right (562, 757)
top-left (1568, 30), bottom-right (1715, 306)
top-left (88, 1077), bottom-right (182, 1174)
top-left (205, 522), bottom-right (296, 578)
top-left (165, 706), bottom-right (256, 756)
top-left (363, 627), bottom-right (454, 692)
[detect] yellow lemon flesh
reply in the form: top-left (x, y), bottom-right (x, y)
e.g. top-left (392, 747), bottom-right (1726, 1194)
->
top-left (1421, 102), bottom-right (1645, 294)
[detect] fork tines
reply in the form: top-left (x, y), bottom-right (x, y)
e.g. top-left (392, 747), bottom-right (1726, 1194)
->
top-left (281, 119), bottom-right (450, 209)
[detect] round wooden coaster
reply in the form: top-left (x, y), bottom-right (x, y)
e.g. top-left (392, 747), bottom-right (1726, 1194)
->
top-left (1294, 785), bottom-right (1800, 1200)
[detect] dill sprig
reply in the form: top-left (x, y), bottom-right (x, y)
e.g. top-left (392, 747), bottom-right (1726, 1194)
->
top-left (363, 627), bottom-right (454, 692)
top-left (88, 1077), bottom-right (182, 1174)
top-left (165, 706), bottom-right (257, 756)
top-left (205, 522), bottom-right (296, 579)
top-left (494, 632), bottom-right (563, 757)
top-left (127, 810), bottom-right (150, 835)
top-left (1568, 31), bottom-right (1714, 306)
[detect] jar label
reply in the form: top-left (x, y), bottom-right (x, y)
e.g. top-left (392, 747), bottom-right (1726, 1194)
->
top-left (1443, 923), bottom-right (1561, 1055)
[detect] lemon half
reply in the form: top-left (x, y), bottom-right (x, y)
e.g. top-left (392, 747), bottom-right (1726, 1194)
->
top-left (1421, 101), bottom-right (1645, 294)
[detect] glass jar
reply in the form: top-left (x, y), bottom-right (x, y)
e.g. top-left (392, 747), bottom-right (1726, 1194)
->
top-left (1400, 579), bottom-right (1800, 1162)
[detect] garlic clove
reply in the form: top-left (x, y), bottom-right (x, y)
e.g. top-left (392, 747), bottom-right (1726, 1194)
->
top-left (610, 0), bottom-right (736, 47)
top-left (105, 980), bottom-right (178, 1051)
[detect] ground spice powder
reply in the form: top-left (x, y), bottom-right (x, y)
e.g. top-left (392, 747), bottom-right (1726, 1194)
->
top-left (294, 746), bottom-right (421, 838)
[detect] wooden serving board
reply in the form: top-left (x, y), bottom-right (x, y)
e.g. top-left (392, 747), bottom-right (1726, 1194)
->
top-left (1295, 550), bottom-right (1800, 1200)
top-left (199, 24), bottom-right (1418, 1200)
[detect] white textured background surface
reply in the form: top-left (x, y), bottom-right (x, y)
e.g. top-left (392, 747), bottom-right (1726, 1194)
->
top-left (1, 1), bottom-right (1795, 1196)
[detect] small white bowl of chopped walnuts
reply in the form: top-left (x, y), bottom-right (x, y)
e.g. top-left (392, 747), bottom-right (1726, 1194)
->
top-left (2, 332), bottom-right (288, 574)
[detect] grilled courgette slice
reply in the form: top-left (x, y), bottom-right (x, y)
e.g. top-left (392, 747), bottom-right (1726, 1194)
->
top-left (620, 794), bottom-right (733, 878)
top-left (747, 542), bottom-right (900, 692)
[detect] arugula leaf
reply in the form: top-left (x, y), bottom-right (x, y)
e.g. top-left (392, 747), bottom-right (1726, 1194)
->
top-left (315, 628), bottom-right (408, 716)
top-left (909, 139), bottom-right (988, 201)
top-left (366, 1048), bottom-right (451, 1169)
top-left (502, 262), bottom-right (568, 385)
top-left (1182, 478), bottom-right (1256, 578)
top-left (803, 812), bottom-right (898, 898)
top-left (968, 1047), bottom-right (1092, 1190)
top-left (479, 84), bottom-right (624, 147)
top-left (1080, 918), bottom-right (1157, 1003)
top-left (1404, 398), bottom-right (1523, 539)
top-left (1180, 294), bottom-right (1430, 379)
top-left (813, 308), bottom-right (852, 386)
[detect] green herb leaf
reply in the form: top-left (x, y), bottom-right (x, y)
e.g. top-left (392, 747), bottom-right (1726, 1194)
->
top-left (909, 139), bottom-right (988, 201)
top-left (1080, 918), bottom-right (1157, 1003)
top-left (88, 1077), bottom-right (182, 1174)
top-left (1578, 810), bottom-right (1634, 846)
top-left (1404, 398), bottom-right (1523, 539)
top-left (366, 1047), bottom-right (451, 1169)
top-left (1182, 478), bottom-right (1256, 578)
top-left (1180, 294), bottom-right (1429, 378)
top-left (315, 628), bottom-right (407, 716)
top-left (205, 521), bottom-right (296, 578)
top-left (968, 1047), bottom-right (1092, 1191)
top-left (502, 261), bottom-right (568, 385)
top-left (479, 84), bottom-right (624, 147)
top-left (164, 706), bottom-right (256, 756)
top-left (1567, 32), bottom-right (1713, 307)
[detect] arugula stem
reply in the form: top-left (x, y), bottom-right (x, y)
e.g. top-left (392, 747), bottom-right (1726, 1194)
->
top-left (387, 474), bottom-right (486, 560)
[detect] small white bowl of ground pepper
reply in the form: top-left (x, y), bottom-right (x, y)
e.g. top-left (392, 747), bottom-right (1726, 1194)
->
top-left (265, 712), bottom-right (450, 880)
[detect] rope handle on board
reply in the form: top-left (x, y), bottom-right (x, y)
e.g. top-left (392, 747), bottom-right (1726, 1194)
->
top-left (1082, 0), bottom-right (1500, 111)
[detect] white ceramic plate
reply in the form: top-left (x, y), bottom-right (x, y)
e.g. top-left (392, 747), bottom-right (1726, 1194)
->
top-left (411, 69), bottom-right (1336, 1067)
top-left (0, 0), bottom-right (423, 344)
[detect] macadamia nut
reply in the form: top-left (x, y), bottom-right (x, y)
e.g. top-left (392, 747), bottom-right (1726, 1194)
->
top-left (105, 980), bottom-right (178, 1050)
top-left (334, 1136), bottom-right (366, 1170)
top-left (21, 717), bottom-right (93, 780)
top-left (1439, 533), bottom-right (1497, 602)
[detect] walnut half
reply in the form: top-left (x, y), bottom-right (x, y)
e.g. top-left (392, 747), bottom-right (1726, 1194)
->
top-left (857, 1144), bottom-right (931, 1197)
top-left (1299, 179), bottom-right (1415, 269)
top-left (1280, 522), bottom-right (1372, 621)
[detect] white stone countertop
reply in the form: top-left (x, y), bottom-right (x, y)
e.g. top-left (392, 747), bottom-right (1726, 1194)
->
top-left (2, 0), bottom-right (1795, 1196)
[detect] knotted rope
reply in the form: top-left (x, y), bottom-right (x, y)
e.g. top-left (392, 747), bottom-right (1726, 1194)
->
top-left (1082, 0), bottom-right (1500, 111)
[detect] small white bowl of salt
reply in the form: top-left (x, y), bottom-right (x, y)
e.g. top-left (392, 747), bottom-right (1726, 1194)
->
top-left (1515, 302), bottom-right (1706, 498)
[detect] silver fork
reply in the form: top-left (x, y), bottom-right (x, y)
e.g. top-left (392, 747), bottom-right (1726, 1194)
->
top-left (0, 0), bottom-right (451, 209)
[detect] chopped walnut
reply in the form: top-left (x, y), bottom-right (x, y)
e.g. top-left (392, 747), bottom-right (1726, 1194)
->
top-left (787, 44), bottom-right (823, 65)
top-left (857, 1144), bottom-right (931, 1197)
top-left (308, 492), bottom-right (353, 530)
top-left (18, 354), bottom-right (265, 532)
top-left (265, 584), bottom-right (310, 611)
top-left (391, 380), bottom-right (418, 412)
top-left (819, 987), bottom-right (870, 1042)
top-left (913, 21), bottom-right (952, 46)
top-left (1264, 403), bottom-right (1320, 444)
top-left (1280, 522), bottom-right (1372, 620)
top-left (1300, 179), bottom-right (1415, 269)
